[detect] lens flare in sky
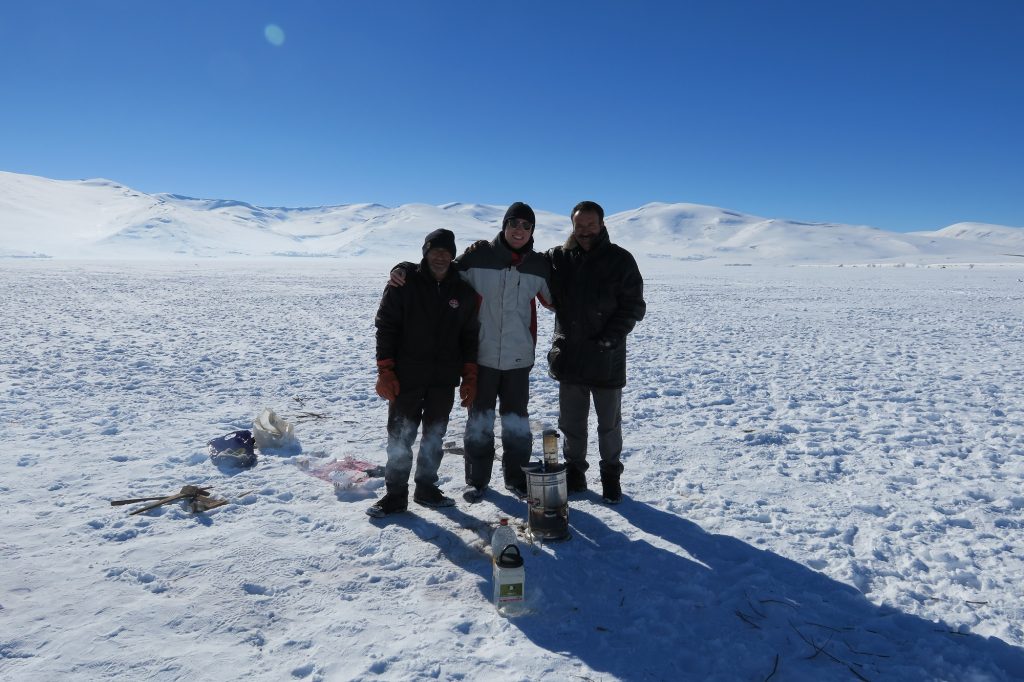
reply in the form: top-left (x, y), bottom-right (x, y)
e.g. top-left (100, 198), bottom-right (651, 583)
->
top-left (264, 24), bottom-right (285, 47)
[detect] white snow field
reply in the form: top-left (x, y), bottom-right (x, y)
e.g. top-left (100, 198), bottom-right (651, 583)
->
top-left (2, 258), bottom-right (1023, 681)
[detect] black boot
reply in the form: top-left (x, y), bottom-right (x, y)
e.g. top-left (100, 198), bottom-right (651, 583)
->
top-left (366, 487), bottom-right (409, 517)
top-left (413, 484), bottom-right (455, 508)
top-left (566, 465), bottom-right (588, 494)
top-left (600, 466), bottom-right (622, 504)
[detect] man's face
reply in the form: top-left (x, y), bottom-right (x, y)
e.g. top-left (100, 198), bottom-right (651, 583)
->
top-left (425, 247), bottom-right (452, 280)
top-left (503, 218), bottom-right (533, 250)
top-left (572, 210), bottom-right (602, 251)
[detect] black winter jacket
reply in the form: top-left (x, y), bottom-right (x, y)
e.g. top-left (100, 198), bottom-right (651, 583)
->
top-left (546, 229), bottom-right (646, 388)
top-left (375, 261), bottom-right (479, 390)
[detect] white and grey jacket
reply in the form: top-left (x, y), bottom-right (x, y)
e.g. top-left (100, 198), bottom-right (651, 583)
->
top-left (456, 233), bottom-right (552, 371)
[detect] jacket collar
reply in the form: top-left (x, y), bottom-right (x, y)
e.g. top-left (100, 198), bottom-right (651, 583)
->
top-left (564, 226), bottom-right (610, 254)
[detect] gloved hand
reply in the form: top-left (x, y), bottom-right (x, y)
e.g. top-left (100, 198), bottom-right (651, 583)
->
top-left (376, 359), bottom-right (400, 401)
top-left (462, 240), bottom-right (489, 255)
top-left (459, 362), bottom-right (478, 408)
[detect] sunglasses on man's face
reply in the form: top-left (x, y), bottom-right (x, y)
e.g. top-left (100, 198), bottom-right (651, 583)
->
top-left (505, 219), bottom-right (533, 231)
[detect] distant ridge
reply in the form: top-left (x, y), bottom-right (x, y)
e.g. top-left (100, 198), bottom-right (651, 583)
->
top-left (1, 171), bottom-right (1020, 264)
top-left (922, 222), bottom-right (1024, 249)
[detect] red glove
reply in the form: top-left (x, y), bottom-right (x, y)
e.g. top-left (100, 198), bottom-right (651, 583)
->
top-left (376, 359), bottom-right (400, 401)
top-left (459, 363), bottom-right (478, 408)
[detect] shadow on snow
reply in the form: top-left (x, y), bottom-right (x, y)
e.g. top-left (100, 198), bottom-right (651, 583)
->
top-left (510, 498), bottom-right (1023, 681)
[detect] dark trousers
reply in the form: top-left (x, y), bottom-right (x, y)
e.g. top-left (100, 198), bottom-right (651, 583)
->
top-left (385, 385), bottom-right (455, 492)
top-left (464, 365), bottom-right (532, 488)
top-left (558, 382), bottom-right (624, 476)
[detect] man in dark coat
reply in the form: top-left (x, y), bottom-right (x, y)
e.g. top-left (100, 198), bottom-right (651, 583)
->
top-left (546, 201), bottom-right (646, 504)
top-left (368, 228), bottom-right (480, 517)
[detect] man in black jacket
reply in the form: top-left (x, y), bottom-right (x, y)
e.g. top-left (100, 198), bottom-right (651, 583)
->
top-left (546, 201), bottom-right (646, 504)
top-left (368, 229), bottom-right (480, 518)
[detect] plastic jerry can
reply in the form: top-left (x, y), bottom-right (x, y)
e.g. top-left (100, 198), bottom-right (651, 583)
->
top-left (492, 544), bottom-right (525, 611)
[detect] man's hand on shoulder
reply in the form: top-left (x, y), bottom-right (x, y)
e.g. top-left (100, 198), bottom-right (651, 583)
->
top-left (388, 267), bottom-right (407, 288)
top-left (462, 240), bottom-right (488, 256)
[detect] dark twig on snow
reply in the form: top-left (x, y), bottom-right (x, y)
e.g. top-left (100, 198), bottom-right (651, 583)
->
top-left (850, 667), bottom-right (871, 681)
top-left (805, 621), bottom-right (848, 633)
top-left (843, 639), bottom-right (891, 659)
top-left (294, 411), bottom-right (327, 422)
top-left (763, 654), bottom-right (780, 681)
top-left (790, 622), bottom-right (872, 682)
top-left (745, 592), bottom-right (766, 618)
top-left (736, 610), bottom-right (762, 629)
top-left (791, 622), bottom-right (839, 663)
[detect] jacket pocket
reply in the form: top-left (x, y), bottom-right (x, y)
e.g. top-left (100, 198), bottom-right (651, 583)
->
top-left (580, 340), bottom-right (613, 385)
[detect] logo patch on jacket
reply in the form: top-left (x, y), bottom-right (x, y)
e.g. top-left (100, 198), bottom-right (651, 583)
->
top-left (449, 299), bottom-right (460, 309)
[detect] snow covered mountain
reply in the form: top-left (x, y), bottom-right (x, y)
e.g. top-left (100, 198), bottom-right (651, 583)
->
top-left (1, 170), bottom-right (1021, 264)
top-left (922, 222), bottom-right (1024, 251)
top-left (606, 202), bottom-right (1014, 265)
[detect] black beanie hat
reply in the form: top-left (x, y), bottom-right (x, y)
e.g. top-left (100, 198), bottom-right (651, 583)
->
top-left (422, 228), bottom-right (457, 259)
top-left (503, 202), bottom-right (535, 229)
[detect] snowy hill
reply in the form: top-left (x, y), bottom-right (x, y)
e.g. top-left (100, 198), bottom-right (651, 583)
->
top-left (0, 172), bottom-right (568, 260)
top-left (921, 222), bottom-right (1024, 251)
top-left (610, 202), bottom-right (1024, 265)
top-left (1, 171), bottom-right (1022, 264)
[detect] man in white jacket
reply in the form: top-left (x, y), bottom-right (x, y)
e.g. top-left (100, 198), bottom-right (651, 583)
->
top-left (390, 202), bottom-right (551, 501)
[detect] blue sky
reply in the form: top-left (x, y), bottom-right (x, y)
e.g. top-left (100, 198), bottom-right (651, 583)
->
top-left (2, 1), bottom-right (1022, 232)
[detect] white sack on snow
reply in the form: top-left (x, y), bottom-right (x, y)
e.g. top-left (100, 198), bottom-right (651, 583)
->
top-left (252, 408), bottom-right (299, 451)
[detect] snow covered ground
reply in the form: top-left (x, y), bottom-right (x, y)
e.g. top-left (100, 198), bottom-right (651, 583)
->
top-left (2, 259), bottom-right (1024, 681)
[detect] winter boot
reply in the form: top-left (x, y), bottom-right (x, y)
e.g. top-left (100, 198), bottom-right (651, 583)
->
top-left (413, 484), bottom-right (455, 508)
top-left (462, 485), bottom-right (487, 503)
top-left (600, 469), bottom-right (622, 505)
top-left (566, 465), bottom-right (588, 494)
top-left (504, 480), bottom-right (529, 500)
top-left (366, 488), bottom-right (409, 518)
